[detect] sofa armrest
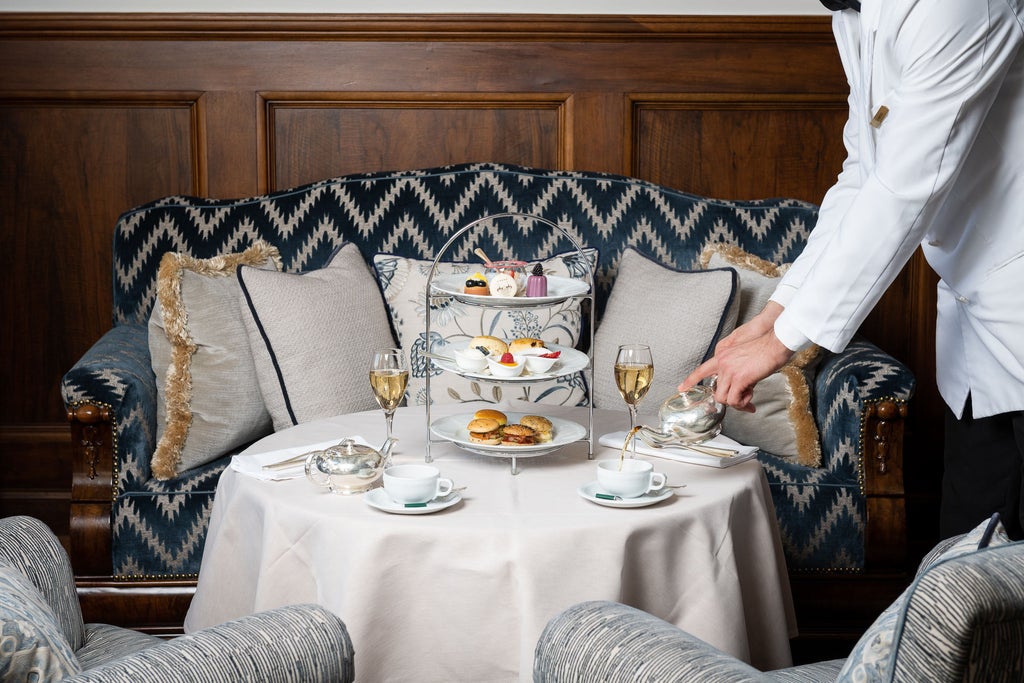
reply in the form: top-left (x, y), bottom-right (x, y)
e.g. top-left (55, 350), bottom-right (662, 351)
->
top-left (64, 604), bottom-right (355, 683)
top-left (814, 337), bottom-right (915, 569)
top-left (61, 323), bottom-right (155, 575)
top-left (534, 601), bottom-right (765, 683)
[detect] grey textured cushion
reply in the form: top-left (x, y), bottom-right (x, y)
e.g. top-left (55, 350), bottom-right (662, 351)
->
top-left (592, 247), bottom-right (738, 410)
top-left (239, 243), bottom-right (397, 430)
top-left (0, 562), bottom-right (82, 682)
top-left (0, 516), bottom-right (84, 651)
top-left (836, 515), bottom-right (1012, 683)
top-left (704, 247), bottom-right (823, 466)
top-left (148, 243), bottom-right (280, 479)
top-left (373, 249), bottom-right (596, 407)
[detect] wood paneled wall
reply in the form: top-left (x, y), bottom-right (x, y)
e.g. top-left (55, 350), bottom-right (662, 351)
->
top-left (0, 13), bottom-right (941, 558)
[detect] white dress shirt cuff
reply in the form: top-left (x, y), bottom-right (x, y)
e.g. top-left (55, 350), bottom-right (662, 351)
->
top-left (773, 313), bottom-right (813, 353)
top-left (769, 283), bottom-right (798, 308)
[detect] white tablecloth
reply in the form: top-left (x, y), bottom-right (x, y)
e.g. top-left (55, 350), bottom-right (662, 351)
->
top-left (185, 405), bottom-right (796, 682)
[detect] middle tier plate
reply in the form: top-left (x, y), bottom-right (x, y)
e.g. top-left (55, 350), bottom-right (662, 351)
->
top-left (428, 343), bottom-right (588, 383)
top-left (431, 412), bottom-right (588, 458)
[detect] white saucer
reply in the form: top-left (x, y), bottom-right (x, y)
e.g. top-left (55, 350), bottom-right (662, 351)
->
top-left (577, 481), bottom-right (674, 508)
top-left (363, 487), bottom-right (462, 515)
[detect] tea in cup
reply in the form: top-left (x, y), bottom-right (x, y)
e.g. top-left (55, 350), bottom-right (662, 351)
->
top-left (383, 464), bottom-right (454, 504)
top-left (596, 459), bottom-right (666, 498)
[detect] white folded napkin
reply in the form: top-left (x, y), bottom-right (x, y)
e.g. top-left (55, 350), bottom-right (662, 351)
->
top-left (598, 431), bottom-right (758, 469)
top-left (230, 437), bottom-right (370, 481)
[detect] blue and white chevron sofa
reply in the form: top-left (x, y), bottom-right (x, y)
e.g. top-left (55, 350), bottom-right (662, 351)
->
top-left (0, 515), bottom-right (355, 682)
top-left (62, 162), bottom-right (914, 585)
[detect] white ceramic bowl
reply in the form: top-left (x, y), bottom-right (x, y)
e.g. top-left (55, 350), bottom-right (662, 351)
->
top-left (454, 347), bottom-right (488, 372)
top-left (523, 354), bottom-right (557, 374)
top-left (487, 356), bottom-right (525, 378)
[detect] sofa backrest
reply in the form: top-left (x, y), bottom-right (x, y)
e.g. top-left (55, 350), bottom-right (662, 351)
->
top-left (111, 162), bottom-right (819, 326)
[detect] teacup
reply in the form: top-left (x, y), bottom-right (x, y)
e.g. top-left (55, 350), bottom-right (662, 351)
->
top-left (383, 464), bottom-right (454, 504)
top-left (596, 459), bottom-right (666, 498)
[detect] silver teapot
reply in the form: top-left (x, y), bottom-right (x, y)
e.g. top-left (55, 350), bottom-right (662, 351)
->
top-left (633, 380), bottom-right (728, 450)
top-left (304, 437), bottom-right (397, 495)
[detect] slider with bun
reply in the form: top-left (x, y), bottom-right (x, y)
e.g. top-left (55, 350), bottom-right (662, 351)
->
top-left (501, 423), bottom-right (536, 446)
top-left (473, 408), bottom-right (508, 426)
top-left (467, 417), bottom-right (502, 445)
top-left (520, 415), bottom-right (553, 443)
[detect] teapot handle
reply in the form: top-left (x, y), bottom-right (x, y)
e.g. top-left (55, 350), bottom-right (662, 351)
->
top-left (304, 450), bottom-right (331, 488)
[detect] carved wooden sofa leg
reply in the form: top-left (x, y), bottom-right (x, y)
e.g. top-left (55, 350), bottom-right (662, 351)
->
top-left (67, 401), bottom-right (114, 576)
top-left (863, 398), bottom-right (909, 570)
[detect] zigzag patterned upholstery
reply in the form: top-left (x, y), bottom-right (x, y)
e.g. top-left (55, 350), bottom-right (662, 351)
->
top-left (534, 537), bottom-right (1024, 682)
top-left (61, 162), bottom-right (914, 577)
top-left (0, 516), bottom-right (356, 682)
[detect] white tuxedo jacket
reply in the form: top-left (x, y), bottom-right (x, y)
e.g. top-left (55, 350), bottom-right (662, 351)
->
top-left (772, 0), bottom-right (1024, 418)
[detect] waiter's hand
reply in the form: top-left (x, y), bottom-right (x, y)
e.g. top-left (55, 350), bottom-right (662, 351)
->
top-left (678, 302), bottom-right (794, 413)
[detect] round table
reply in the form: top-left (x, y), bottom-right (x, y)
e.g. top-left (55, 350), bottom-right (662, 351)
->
top-left (184, 404), bottom-right (796, 682)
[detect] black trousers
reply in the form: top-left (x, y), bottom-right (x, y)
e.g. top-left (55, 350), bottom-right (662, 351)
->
top-left (942, 395), bottom-right (1024, 540)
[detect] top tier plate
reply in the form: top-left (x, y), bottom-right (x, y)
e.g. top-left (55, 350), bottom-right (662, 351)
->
top-left (431, 275), bottom-right (590, 307)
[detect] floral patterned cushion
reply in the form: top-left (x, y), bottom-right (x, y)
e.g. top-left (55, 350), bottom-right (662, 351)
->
top-left (372, 248), bottom-right (596, 407)
top-left (0, 562), bottom-right (82, 682)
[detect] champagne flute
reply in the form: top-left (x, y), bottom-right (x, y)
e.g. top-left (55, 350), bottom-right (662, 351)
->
top-left (614, 344), bottom-right (654, 457)
top-left (369, 348), bottom-right (409, 461)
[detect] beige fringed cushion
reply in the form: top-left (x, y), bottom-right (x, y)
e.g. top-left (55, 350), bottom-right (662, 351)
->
top-left (700, 244), bottom-right (823, 467)
top-left (148, 242), bottom-right (281, 480)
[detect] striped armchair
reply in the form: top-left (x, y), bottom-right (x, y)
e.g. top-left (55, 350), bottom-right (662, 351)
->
top-left (0, 516), bottom-right (355, 682)
top-left (534, 516), bottom-right (1024, 683)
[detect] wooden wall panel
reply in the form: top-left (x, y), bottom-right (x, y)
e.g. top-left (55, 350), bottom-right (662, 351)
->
top-left (0, 95), bottom-right (200, 419)
top-left (630, 95), bottom-right (847, 202)
top-left (263, 94), bottom-right (570, 189)
top-left (0, 13), bottom-right (941, 565)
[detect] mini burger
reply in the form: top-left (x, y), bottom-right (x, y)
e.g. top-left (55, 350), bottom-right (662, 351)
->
top-left (467, 417), bottom-right (502, 445)
top-left (520, 415), bottom-right (553, 443)
top-left (473, 408), bottom-right (508, 426)
top-left (501, 423), bottom-right (536, 446)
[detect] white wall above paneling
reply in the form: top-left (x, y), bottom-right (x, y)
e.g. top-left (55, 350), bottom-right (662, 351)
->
top-left (0, 0), bottom-right (829, 14)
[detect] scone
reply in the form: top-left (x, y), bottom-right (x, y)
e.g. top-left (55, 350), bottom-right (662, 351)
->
top-left (509, 337), bottom-right (547, 355)
top-left (469, 335), bottom-right (508, 357)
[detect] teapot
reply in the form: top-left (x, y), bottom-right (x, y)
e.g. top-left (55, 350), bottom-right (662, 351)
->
top-left (304, 437), bottom-right (397, 495)
top-left (632, 380), bottom-right (727, 449)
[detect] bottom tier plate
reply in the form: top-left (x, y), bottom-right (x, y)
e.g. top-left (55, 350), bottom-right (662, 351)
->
top-left (430, 412), bottom-right (587, 458)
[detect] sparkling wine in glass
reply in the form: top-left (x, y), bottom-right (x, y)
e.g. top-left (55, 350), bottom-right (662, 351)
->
top-left (614, 344), bottom-right (654, 458)
top-left (369, 348), bottom-right (409, 459)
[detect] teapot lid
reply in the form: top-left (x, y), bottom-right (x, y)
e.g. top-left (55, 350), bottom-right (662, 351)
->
top-left (329, 437), bottom-right (381, 458)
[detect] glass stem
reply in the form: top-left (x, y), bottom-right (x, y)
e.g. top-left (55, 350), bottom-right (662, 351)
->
top-left (628, 404), bottom-right (638, 457)
top-left (384, 410), bottom-right (396, 466)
